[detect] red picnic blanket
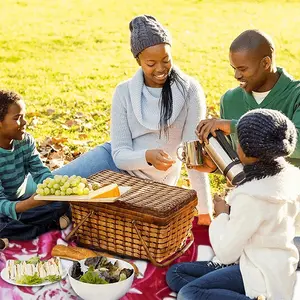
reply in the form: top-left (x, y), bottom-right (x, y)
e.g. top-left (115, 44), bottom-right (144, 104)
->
top-left (0, 218), bottom-right (210, 300)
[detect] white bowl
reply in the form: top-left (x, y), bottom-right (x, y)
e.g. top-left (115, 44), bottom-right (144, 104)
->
top-left (68, 257), bottom-right (134, 300)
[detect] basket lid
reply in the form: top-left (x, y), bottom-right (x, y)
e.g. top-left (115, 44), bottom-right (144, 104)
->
top-left (88, 170), bottom-right (197, 218)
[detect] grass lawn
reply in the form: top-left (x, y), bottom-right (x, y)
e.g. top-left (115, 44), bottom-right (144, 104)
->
top-left (1, 0), bottom-right (300, 191)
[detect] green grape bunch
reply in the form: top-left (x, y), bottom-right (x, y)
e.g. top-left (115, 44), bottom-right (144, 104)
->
top-left (36, 175), bottom-right (92, 196)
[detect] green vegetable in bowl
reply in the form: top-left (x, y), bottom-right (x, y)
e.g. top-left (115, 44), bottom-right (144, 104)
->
top-left (71, 257), bottom-right (134, 284)
top-left (79, 266), bottom-right (109, 284)
top-left (119, 273), bottom-right (127, 281)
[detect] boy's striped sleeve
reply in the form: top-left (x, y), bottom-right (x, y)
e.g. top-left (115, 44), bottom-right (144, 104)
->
top-left (26, 135), bottom-right (53, 184)
top-left (0, 180), bottom-right (18, 220)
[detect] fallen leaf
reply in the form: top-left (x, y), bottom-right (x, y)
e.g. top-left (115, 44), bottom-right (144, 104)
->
top-left (71, 140), bottom-right (88, 146)
top-left (52, 137), bottom-right (69, 144)
top-left (65, 119), bottom-right (78, 127)
top-left (49, 158), bottom-right (65, 169)
top-left (39, 137), bottom-right (53, 148)
top-left (79, 134), bottom-right (88, 139)
top-left (74, 112), bottom-right (84, 118)
top-left (48, 151), bottom-right (65, 160)
top-left (46, 108), bottom-right (55, 115)
top-left (26, 112), bottom-right (41, 118)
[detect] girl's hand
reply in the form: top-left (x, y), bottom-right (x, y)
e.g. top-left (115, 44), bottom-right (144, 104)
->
top-left (213, 194), bottom-right (230, 217)
top-left (146, 149), bottom-right (176, 171)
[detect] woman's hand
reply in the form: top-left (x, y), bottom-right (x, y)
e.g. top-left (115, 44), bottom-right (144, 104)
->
top-left (213, 194), bottom-right (230, 217)
top-left (15, 194), bottom-right (50, 213)
top-left (146, 149), bottom-right (176, 171)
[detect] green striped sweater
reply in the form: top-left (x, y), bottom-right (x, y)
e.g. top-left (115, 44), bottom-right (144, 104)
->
top-left (0, 133), bottom-right (52, 219)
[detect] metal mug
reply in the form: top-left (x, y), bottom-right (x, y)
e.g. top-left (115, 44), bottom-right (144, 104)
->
top-left (177, 140), bottom-right (203, 166)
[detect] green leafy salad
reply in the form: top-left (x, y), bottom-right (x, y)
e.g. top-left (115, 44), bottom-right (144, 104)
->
top-left (71, 256), bottom-right (133, 284)
top-left (6, 257), bottom-right (63, 285)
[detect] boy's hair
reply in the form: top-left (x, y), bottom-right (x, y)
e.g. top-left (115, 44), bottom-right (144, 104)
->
top-left (237, 108), bottom-right (297, 161)
top-left (0, 90), bottom-right (22, 121)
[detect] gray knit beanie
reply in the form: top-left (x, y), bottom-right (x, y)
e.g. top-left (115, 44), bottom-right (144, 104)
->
top-left (237, 109), bottom-right (297, 160)
top-left (129, 15), bottom-right (171, 58)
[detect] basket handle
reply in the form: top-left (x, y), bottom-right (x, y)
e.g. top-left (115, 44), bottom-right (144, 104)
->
top-left (132, 220), bottom-right (194, 267)
top-left (65, 210), bottom-right (94, 242)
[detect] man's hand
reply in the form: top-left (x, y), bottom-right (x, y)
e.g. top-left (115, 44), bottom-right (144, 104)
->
top-left (146, 149), bottom-right (176, 171)
top-left (15, 194), bottom-right (50, 213)
top-left (213, 194), bottom-right (230, 217)
top-left (196, 118), bottom-right (232, 144)
top-left (188, 150), bottom-right (218, 173)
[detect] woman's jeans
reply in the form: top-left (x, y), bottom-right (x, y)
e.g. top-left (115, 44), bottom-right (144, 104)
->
top-left (26, 142), bottom-right (122, 192)
top-left (53, 142), bottom-right (122, 177)
top-left (166, 261), bottom-right (253, 300)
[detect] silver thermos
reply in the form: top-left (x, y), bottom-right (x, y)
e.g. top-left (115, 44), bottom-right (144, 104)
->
top-left (204, 131), bottom-right (245, 185)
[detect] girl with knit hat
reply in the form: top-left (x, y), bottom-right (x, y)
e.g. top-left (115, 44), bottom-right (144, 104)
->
top-left (40, 15), bottom-right (212, 224)
top-left (167, 108), bottom-right (300, 300)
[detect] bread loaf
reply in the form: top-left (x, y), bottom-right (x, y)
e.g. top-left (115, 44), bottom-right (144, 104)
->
top-left (51, 245), bottom-right (139, 276)
top-left (51, 245), bottom-right (98, 261)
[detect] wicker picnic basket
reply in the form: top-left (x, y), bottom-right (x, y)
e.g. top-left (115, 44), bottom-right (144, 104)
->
top-left (66, 170), bottom-right (197, 267)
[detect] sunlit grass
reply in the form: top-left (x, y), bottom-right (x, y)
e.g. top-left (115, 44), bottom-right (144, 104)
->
top-left (1, 0), bottom-right (299, 190)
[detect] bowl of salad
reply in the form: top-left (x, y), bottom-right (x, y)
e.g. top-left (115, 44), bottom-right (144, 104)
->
top-left (68, 256), bottom-right (134, 300)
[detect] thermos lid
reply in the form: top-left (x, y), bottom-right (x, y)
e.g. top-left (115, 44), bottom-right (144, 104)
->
top-left (231, 172), bottom-right (246, 185)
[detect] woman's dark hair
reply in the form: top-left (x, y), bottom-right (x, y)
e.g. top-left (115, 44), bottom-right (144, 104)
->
top-left (159, 68), bottom-right (187, 138)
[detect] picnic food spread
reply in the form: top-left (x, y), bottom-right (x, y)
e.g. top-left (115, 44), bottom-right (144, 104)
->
top-left (70, 256), bottom-right (133, 284)
top-left (6, 257), bottom-right (63, 284)
top-left (36, 175), bottom-right (120, 199)
top-left (51, 245), bottom-right (99, 261)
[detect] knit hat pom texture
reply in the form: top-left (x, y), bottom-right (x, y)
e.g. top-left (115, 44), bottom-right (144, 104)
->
top-left (129, 15), bottom-right (171, 58)
top-left (237, 109), bottom-right (297, 160)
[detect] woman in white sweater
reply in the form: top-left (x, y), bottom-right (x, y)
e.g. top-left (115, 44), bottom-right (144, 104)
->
top-left (166, 109), bottom-right (300, 300)
top-left (51, 15), bottom-right (212, 223)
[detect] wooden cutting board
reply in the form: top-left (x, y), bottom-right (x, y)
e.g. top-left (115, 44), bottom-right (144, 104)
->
top-left (34, 186), bottom-right (131, 203)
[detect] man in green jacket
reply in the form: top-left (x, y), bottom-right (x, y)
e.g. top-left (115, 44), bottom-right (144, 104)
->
top-left (196, 29), bottom-right (300, 170)
top-left (196, 29), bottom-right (300, 268)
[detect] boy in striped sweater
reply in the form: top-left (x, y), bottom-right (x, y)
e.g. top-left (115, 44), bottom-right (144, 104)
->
top-left (0, 90), bottom-right (70, 241)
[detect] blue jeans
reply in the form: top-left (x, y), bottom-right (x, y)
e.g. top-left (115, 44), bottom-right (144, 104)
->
top-left (26, 142), bottom-right (123, 192)
top-left (53, 142), bottom-right (122, 177)
top-left (0, 201), bottom-right (70, 240)
top-left (166, 261), bottom-right (253, 300)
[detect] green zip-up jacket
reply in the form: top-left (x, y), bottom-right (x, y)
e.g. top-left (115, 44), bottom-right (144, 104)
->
top-left (221, 67), bottom-right (300, 167)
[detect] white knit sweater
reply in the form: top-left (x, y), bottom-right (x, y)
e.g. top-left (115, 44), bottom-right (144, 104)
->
top-left (210, 163), bottom-right (300, 300)
top-left (110, 67), bottom-right (212, 214)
